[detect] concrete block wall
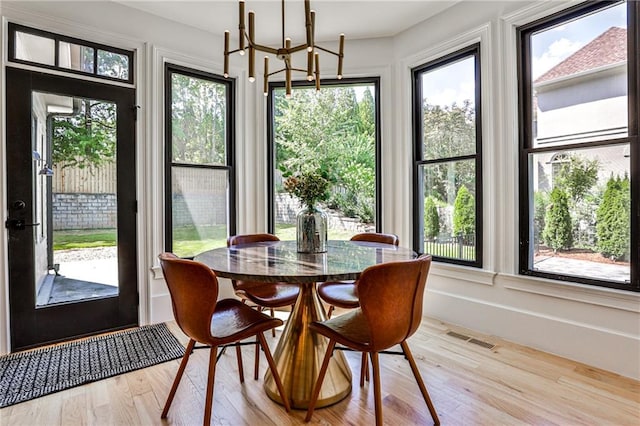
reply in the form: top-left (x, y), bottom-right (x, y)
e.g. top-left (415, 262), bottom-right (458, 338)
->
top-left (53, 193), bottom-right (116, 230)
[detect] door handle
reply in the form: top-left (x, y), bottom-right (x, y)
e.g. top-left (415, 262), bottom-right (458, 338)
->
top-left (5, 219), bottom-right (40, 230)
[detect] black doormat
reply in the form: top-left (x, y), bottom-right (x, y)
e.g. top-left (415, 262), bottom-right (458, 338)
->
top-left (0, 323), bottom-right (185, 408)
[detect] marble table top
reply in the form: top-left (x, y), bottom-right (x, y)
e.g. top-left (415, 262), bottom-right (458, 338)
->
top-left (194, 240), bottom-right (417, 283)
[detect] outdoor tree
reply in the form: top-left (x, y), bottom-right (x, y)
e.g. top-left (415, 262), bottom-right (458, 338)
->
top-left (554, 154), bottom-right (599, 202)
top-left (422, 100), bottom-right (476, 202)
top-left (52, 99), bottom-right (116, 169)
top-left (170, 74), bottom-right (226, 164)
top-left (542, 188), bottom-right (573, 252)
top-left (596, 175), bottom-right (630, 260)
top-left (274, 86), bottom-right (375, 222)
top-left (533, 191), bottom-right (548, 248)
top-left (424, 196), bottom-right (440, 240)
top-left (452, 185), bottom-right (475, 237)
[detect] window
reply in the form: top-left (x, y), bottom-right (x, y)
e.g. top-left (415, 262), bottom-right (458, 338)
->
top-left (9, 23), bottom-right (133, 84)
top-left (267, 78), bottom-right (381, 240)
top-left (165, 64), bottom-right (235, 258)
top-left (412, 44), bottom-right (483, 267)
top-left (518, 1), bottom-right (638, 291)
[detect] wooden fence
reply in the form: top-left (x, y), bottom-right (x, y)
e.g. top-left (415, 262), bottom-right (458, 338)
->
top-left (52, 162), bottom-right (116, 193)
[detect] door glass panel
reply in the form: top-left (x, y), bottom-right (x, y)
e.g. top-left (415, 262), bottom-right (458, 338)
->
top-left (32, 91), bottom-right (119, 306)
top-left (15, 31), bottom-right (55, 65)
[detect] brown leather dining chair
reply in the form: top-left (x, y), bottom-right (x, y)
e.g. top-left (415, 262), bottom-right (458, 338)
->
top-left (305, 255), bottom-right (440, 426)
top-left (158, 253), bottom-right (290, 426)
top-left (317, 232), bottom-right (399, 318)
top-left (317, 232), bottom-right (399, 386)
top-left (227, 233), bottom-right (300, 379)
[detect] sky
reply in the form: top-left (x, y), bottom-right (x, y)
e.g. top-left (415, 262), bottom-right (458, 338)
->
top-left (421, 2), bottom-right (627, 107)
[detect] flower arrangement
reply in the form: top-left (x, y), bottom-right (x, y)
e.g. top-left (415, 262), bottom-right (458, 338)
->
top-left (283, 171), bottom-right (330, 211)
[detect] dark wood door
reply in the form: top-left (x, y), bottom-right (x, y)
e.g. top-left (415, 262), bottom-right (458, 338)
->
top-left (6, 67), bottom-right (138, 351)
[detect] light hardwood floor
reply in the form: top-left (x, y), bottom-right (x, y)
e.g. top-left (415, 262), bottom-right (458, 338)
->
top-left (1, 316), bottom-right (638, 425)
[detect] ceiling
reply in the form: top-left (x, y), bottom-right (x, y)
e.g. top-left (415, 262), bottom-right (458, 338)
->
top-left (114, 1), bottom-right (459, 44)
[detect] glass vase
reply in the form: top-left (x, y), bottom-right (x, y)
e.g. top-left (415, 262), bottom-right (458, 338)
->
top-left (296, 207), bottom-right (328, 253)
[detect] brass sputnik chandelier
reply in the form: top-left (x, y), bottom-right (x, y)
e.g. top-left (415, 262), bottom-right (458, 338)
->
top-left (223, 0), bottom-right (344, 97)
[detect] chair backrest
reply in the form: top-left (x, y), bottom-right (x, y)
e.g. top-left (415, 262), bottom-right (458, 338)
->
top-left (227, 234), bottom-right (281, 290)
top-left (158, 252), bottom-right (219, 343)
top-left (351, 232), bottom-right (399, 246)
top-left (356, 254), bottom-right (431, 351)
top-left (227, 233), bottom-right (280, 247)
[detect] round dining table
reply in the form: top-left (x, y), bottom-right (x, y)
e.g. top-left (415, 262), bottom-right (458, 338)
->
top-left (194, 239), bottom-right (416, 409)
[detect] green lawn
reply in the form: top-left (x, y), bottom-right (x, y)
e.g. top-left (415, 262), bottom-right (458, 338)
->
top-left (54, 229), bottom-right (117, 250)
top-left (53, 224), bottom-right (359, 255)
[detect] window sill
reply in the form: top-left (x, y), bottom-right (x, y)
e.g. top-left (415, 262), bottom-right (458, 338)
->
top-left (501, 273), bottom-right (640, 312)
top-left (429, 262), bottom-right (497, 286)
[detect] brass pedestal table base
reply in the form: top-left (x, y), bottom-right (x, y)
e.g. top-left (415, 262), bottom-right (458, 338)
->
top-left (264, 283), bottom-right (352, 409)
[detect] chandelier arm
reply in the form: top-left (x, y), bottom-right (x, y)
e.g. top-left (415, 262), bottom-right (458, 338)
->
top-left (266, 67), bottom-right (310, 78)
top-left (314, 45), bottom-right (340, 56)
top-left (266, 68), bottom-right (287, 78)
top-left (227, 48), bottom-right (247, 55)
top-left (250, 44), bottom-right (279, 55)
top-left (287, 44), bottom-right (310, 54)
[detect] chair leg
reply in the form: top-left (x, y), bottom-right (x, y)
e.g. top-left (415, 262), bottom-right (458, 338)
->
top-left (254, 336), bottom-right (260, 380)
top-left (203, 345), bottom-right (218, 426)
top-left (257, 333), bottom-right (291, 412)
top-left (161, 339), bottom-right (196, 419)
top-left (235, 344), bottom-right (244, 384)
top-left (401, 341), bottom-right (440, 425)
top-left (270, 308), bottom-right (276, 337)
top-left (370, 351), bottom-right (383, 426)
top-left (359, 351), bottom-right (368, 387)
top-left (304, 339), bottom-right (336, 422)
top-left (327, 305), bottom-right (335, 319)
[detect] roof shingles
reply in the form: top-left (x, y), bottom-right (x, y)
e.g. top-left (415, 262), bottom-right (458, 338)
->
top-left (535, 27), bottom-right (627, 84)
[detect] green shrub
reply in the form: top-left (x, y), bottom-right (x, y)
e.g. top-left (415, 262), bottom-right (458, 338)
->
top-left (452, 185), bottom-right (475, 236)
top-left (424, 196), bottom-right (440, 239)
top-left (542, 188), bottom-right (573, 252)
top-left (596, 175), bottom-right (630, 260)
top-left (533, 191), bottom-right (548, 246)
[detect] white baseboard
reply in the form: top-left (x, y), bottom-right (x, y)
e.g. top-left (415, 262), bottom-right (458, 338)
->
top-left (424, 288), bottom-right (640, 380)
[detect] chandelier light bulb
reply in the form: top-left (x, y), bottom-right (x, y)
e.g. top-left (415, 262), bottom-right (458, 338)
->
top-left (248, 76), bottom-right (255, 83)
top-left (239, 50), bottom-right (245, 56)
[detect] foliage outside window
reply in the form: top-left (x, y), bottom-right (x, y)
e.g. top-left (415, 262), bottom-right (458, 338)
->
top-left (165, 64), bottom-right (235, 258)
top-left (52, 100), bottom-right (116, 169)
top-left (412, 44), bottom-right (483, 267)
top-left (269, 79), bottom-right (380, 241)
top-left (518, 1), bottom-right (638, 291)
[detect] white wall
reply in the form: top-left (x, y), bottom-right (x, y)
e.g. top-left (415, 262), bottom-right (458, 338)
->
top-left (0, 0), bottom-right (638, 380)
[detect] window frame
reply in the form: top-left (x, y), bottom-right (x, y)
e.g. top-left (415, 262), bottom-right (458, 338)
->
top-left (164, 63), bottom-right (236, 257)
top-left (517, 0), bottom-right (639, 291)
top-left (266, 77), bottom-right (382, 235)
top-left (8, 23), bottom-right (134, 85)
top-left (411, 43), bottom-right (484, 268)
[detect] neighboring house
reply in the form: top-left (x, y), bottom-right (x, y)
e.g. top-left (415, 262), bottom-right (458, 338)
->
top-left (533, 27), bottom-right (629, 191)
